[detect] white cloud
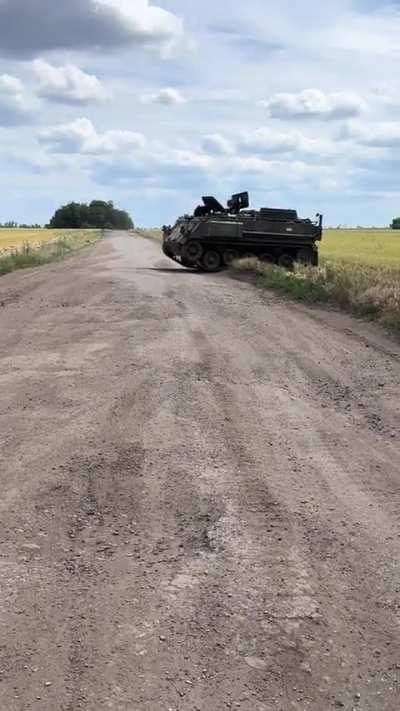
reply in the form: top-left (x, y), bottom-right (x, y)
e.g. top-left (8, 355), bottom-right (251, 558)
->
top-left (201, 126), bottom-right (335, 159)
top-left (0, 73), bottom-right (31, 126)
top-left (202, 133), bottom-right (234, 155)
top-left (32, 60), bottom-right (108, 105)
top-left (0, 74), bottom-right (23, 96)
top-left (0, 0), bottom-right (186, 58)
top-left (141, 87), bottom-right (186, 105)
top-left (36, 117), bottom-right (347, 197)
top-left (239, 126), bottom-right (334, 155)
top-left (230, 154), bottom-right (333, 184)
top-left (157, 148), bottom-right (212, 170)
top-left (97, 0), bottom-right (183, 42)
top-left (38, 117), bottom-right (215, 190)
top-left (330, 8), bottom-right (400, 59)
top-left (371, 81), bottom-right (400, 107)
top-left (262, 89), bottom-right (366, 121)
top-left (340, 121), bottom-right (400, 147)
top-left (38, 117), bottom-right (147, 154)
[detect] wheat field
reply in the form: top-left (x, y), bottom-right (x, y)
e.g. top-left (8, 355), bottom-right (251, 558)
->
top-left (0, 229), bottom-right (101, 253)
top-left (322, 229), bottom-right (400, 267)
top-left (0, 229), bottom-right (102, 276)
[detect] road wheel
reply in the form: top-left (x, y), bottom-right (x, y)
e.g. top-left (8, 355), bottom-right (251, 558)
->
top-left (278, 253), bottom-right (294, 269)
top-left (183, 240), bottom-right (203, 262)
top-left (260, 253), bottom-right (275, 263)
top-left (202, 250), bottom-right (222, 272)
top-left (296, 248), bottom-right (314, 265)
top-left (223, 249), bottom-right (239, 266)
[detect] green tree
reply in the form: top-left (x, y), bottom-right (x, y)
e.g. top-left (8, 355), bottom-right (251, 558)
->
top-left (391, 217), bottom-right (400, 230)
top-left (87, 200), bottom-right (112, 228)
top-left (48, 201), bottom-right (134, 230)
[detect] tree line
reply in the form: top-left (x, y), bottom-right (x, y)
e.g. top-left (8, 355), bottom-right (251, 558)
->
top-left (1, 201), bottom-right (134, 230)
top-left (0, 221), bottom-right (42, 228)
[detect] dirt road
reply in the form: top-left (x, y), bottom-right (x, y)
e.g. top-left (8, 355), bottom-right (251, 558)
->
top-left (1, 232), bottom-right (399, 710)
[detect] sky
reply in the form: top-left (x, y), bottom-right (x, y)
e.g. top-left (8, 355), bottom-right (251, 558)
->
top-left (1, 0), bottom-right (400, 227)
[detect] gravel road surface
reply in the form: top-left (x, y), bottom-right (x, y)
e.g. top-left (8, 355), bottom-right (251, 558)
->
top-left (1, 232), bottom-right (399, 710)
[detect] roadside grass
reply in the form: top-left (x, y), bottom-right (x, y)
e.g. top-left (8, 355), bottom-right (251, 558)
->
top-left (0, 230), bottom-right (102, 277)
top-left (231, 228), bottom-right (400, 332)
top-left (135, 227), bottom-right (163, 241)
top-left (232, 257), bottom-right (400, 332)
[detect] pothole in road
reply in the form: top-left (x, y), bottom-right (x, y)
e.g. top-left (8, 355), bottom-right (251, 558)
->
top-left (173, 496), bottom-right (227, 556)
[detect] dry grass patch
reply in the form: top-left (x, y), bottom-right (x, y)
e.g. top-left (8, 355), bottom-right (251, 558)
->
top-left (232, 257), bottom-right (400, 332)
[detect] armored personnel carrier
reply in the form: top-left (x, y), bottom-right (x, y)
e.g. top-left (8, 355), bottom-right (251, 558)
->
top-left (162, 192), bottom-right (323, 272)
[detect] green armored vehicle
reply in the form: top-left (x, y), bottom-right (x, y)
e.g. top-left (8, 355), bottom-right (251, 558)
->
top-left (162, 192), bottom-right (323, 272)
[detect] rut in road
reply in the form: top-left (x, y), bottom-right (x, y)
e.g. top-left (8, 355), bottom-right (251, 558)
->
top-left (0, 231), bottom-right (399, 711)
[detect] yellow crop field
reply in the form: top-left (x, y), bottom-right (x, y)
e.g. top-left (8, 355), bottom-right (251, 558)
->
top-left (0, 229), bottom-right (93, 253)
top-left (0, 229), bottom-right (102, 277)
top-left (322, 229), bottom-right (400, 267)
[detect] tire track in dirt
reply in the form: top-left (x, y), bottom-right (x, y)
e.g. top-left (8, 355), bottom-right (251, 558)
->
top-left (0, 232), bottom-right (399, 710)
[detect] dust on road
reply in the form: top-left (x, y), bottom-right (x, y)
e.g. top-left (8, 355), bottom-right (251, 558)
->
top-left (0, 232), bottom-right (399, 710)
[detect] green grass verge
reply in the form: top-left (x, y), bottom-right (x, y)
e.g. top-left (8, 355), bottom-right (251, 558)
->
top-left (232, 257), bottom-right (400, 332)
top-left (0, 230), bottom-right (102, 277)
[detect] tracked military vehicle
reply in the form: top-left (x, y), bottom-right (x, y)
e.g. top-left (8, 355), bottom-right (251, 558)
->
top-left (162, 192), bottom-right (323, 272)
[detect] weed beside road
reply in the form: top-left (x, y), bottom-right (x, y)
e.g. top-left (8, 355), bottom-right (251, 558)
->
top-left (232, 229), bottom-right (400, 332)
top-left (232, 257), bottom-right (400, 332)
top-left (0, 230), bottom-right (102, 277)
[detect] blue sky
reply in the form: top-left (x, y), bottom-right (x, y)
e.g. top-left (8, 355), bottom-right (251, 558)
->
top-left (1, 0), bottom-right (400, 226)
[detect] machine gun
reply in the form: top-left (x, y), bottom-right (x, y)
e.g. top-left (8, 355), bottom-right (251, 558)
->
top-left (227, 192), bottom-right (249, 214)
